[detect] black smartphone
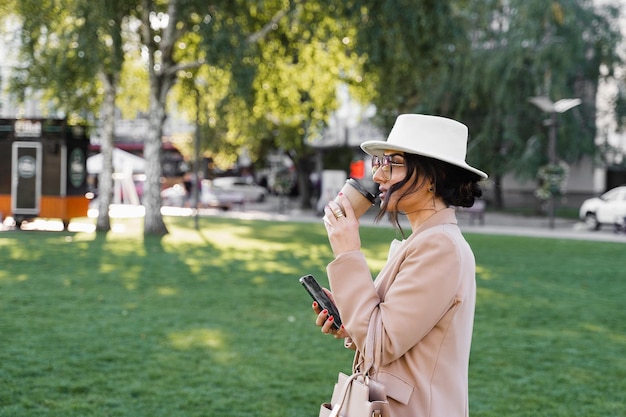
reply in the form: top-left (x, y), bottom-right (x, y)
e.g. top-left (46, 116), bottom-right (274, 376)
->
top-left (299, 274), bottom-right (342, 330)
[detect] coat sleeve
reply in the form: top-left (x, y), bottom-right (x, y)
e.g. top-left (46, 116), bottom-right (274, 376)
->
top-left (328, 228), bottom-right (463, 365)
top-left (327, 250), bottom-right (380, 355)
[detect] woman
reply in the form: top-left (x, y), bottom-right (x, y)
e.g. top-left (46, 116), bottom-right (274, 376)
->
top-left (315, 114), bottom-right (487, 417)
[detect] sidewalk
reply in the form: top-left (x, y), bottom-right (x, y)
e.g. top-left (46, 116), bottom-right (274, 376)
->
top-left (455, 211), bottom-right (626, 243)
top-left (3, 196), bottom-right (625, 243)
top-left (225, 196), bottom-right (626, 244)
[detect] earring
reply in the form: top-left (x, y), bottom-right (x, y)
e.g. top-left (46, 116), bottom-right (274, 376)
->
top-left (428, 185), bottom-right (434, 193)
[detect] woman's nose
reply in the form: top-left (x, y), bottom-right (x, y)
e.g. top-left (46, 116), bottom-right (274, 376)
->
top-left (372, 165), bottom-right (387, 182)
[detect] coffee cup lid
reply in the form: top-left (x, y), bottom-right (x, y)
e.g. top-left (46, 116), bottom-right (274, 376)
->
top-left (346, 178), bottom-right (376, 204)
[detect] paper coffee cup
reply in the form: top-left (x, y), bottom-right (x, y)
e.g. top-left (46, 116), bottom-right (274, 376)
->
top-left (334, 178), bottom-right (376, 219)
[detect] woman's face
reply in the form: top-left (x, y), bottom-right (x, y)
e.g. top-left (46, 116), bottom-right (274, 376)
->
top-left (372, 151), bottom-right (431, 212)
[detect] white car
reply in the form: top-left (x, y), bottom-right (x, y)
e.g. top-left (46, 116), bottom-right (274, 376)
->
top-left (211, 177), bottom-right (268, 202)
top-left (579, 186), bottom-right (626, 230)
top-left (161, 184), bottom-right (187, 207)
top-left (200, 180), bottom-right (245, 210)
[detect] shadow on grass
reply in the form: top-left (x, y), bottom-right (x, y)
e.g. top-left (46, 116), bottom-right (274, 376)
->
top-left (0, 216), bottom-right (354, 416)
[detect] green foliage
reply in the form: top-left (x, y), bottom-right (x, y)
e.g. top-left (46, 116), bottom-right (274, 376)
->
top-left (9, 0), bottom-right (133, 122)
top-left (448, 0), bottom-right (623, 184)
top-left (0, 0), bottom-right (14, 13)
top-left (10, 0), bottom-right (95, 116)
top-left (161, 0), bottom-right (379, 206)
top-left (190, 0), bottom-right (376, 167)
top-left (0, 217), bottom-right (624, 417)
top-left (336, 0), bottom-right (466, 123)
top-left (5, 0), bottom-right (625, 211)
top-left (535, 161), bottom-right (570, 200)
top-left (116, 52), bottom-right (150, 119)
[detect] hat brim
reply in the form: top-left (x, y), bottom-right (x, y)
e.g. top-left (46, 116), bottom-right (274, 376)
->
top-left (361, 140), bottom-right (488, 179)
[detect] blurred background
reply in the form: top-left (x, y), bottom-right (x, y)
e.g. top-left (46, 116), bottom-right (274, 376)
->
top-left (1, 0), bottom-right (626, 232)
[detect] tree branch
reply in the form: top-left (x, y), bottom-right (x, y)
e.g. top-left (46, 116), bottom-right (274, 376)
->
top-left (160, 0), bottom-right (179, 67)
top-left (164, 59), bottom-right (205, 78)
top-left (246, 0), bottom-right (303, 44)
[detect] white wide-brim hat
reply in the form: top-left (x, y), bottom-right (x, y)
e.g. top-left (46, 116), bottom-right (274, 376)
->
top-left (360, 114), bottom-right (488, 179)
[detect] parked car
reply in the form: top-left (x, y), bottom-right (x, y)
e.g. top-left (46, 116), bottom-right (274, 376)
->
top-left (579, 186), bottom-right (626, 230)
top-left (200, 180), bottom-right (245, 210)
top-left (212, 176), bottom-right (268, 202)
top-left (161, 183), bottom-right (187, 207)
top-left (161, 182), bottom-right (245, 211)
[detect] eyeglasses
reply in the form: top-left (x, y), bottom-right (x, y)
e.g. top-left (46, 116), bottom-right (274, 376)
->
top-left (371, 154), bottom-right (405, 180)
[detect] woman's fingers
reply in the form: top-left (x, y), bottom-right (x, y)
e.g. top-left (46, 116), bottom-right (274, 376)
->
top-left (316, 309), bottom-right (329, 327)
top-left (312, 300), bottom-right (346, 338)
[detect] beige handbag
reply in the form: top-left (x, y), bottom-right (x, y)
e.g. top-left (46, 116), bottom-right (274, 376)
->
top-left (319, 309), bottom-right (390, 417)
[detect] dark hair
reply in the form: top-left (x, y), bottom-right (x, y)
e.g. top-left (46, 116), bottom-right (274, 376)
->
top-left (375, 153), bottom-right (483, 233)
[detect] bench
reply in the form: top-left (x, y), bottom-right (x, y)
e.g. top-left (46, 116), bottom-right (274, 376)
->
top-left (456, 200), bottom-right (486, 225)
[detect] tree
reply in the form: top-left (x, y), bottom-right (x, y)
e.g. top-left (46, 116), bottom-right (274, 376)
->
top-left (323, 0), bottom-right (622, 210)
top-left (135, 0), bottom-right (182, 236)
top-left (134, 0), bottom-right (323, 233)
top-left (333, 0), bottom-right (468, 127)
top-left (445, 0), bottom-right (623, 208)
top-left (167, 1), bottom-right (374, 210)
top-left (10, 0), bottom-right (620, 220)
top-left (82, 0), bottom-right (130, 232)
top-left (239, 0), bottom-right (376, 208)
top-left (8, 0), bottom-right (133, 232)
top-left (11, 0), bottom-right (355, 232)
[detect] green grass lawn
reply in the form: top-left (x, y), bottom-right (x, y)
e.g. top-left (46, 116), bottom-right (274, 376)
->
top-left (1, 216), bottom-right (624, 417)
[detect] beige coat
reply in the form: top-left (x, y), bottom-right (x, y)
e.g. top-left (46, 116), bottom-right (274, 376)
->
top-left (327, 208), bottom-right (476, 417)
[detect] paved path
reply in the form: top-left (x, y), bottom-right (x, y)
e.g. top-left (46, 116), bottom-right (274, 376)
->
top-left (211, 196), bottom-right (626, 243)
top-left (3, 196), bottom-right (625, 243)
top-left (456, 212), bottom-right (625, 243)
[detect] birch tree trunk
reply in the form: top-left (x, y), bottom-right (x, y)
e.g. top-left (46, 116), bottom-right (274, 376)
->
top-left (142, 75), bottom-right (170, 236)
top-left (140, 0), bottom-right (179, 236)
top-left (96, 72), bottom-right (116, 232)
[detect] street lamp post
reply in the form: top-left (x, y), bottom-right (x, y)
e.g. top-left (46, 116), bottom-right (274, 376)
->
top-left (191, 76), bottom-right (208, 231)
top-left (528, 96), bottom-right (581, 229)
top-left (193, 86), bottom-right (201, 230)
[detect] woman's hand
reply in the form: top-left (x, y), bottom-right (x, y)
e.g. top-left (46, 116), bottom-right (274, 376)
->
top-left (323, 195), bottom-right (361, 257)
top-left (311, 290), bottom-right (349, 339)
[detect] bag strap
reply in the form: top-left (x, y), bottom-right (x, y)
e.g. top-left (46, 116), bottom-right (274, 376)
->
top-left (362, 307), bottom-right (383, 375)
top-left (331, 309), bottom-right (385, 417)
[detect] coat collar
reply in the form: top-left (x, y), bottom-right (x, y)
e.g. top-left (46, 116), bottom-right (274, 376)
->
top-left (412, 207), bottom-right (458, 236)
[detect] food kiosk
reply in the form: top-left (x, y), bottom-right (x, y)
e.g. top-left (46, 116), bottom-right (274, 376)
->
top-left (0, 118), bottom-right (89, 229)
